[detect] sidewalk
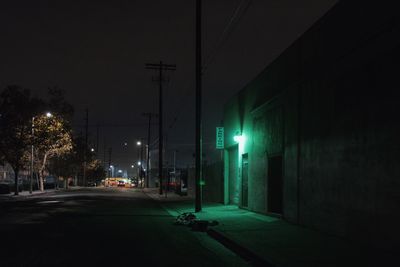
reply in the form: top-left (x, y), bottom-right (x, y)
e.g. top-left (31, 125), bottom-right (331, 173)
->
top-left (142, 187), bottom-right (193, 202)
top-left (0, 189), bottom-right (56, 200)
top-left (144, 190), bottom-right (395, 267)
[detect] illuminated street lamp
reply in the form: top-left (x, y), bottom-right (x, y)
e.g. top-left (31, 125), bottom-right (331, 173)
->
top-left (109, 165), bottom-right (115, 177)
top-left (91, 148), bottom-right (95, 152)
top-left (137, 139), bottom-right (144, 187)
top-left (30, 112), bottom-right (53, 194)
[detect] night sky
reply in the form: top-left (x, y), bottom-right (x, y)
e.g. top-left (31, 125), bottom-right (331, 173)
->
top-left (0, 0), bottom-right (336, 171)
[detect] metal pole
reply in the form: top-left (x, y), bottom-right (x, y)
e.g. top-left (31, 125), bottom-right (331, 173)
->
top-left (159, 61), bottom-right (163, 195)
top-left (83, 108), bottom-right (88, 186)
top-left (140, 140), bottom-right (144, 188)
top-left (146, 115), bottom-right (151, 188)
top-left (30, 116), bottom-right (34, 194)
top-left (108, 147), bottom-right (112, 177)
top-left (173, 150), bottom-right (176, 175)
top-left (195, 0), bottom-right (203, 212)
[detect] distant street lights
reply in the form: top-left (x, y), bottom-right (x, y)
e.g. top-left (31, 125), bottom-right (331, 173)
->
top-left (137, 140), bottom-right (144, 187)
top-left (30, 112), bottom-right (52, 194)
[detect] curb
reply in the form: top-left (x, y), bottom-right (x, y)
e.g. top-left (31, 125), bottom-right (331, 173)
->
top-left (207, 228), bottom-right (275, 267)
top-left (0, 190), bottom-right (56, 200)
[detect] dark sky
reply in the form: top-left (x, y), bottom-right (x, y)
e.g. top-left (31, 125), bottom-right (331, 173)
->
top-left (0, 0), bottom-right (336, 171)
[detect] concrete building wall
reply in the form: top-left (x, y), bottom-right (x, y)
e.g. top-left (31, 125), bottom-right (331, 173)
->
top-left (202, 161), bottom-right (224, 203)
top-left (223, 2), bottom-right (400, 249)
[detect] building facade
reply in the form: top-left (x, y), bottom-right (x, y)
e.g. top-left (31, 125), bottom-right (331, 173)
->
top-left (223, 2), bottom-right (400, 249)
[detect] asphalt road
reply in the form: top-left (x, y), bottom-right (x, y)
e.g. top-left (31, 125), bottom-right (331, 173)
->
top-left (0, 187), bottom-right (249, 267)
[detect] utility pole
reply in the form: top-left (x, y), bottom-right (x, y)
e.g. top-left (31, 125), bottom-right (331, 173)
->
top-left (83, 108), bottom-right (89, 187)
top-left (173, 150), bottom-right (177, 175)
top-left (103, 139), bottom-right (106, 171)
top-left (140, 139), bottom-right (144, 187)
top-left (142, 112), bottom-right (158, 188)
top-left (195, 0), bottom-right (203, 212)
top-left (108, 147), bottom-right (112, 177)
top-left (145, 62), bottom-right (176, 195)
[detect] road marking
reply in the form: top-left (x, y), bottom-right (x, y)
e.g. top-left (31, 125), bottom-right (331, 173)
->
top-left (36, 200), bottom-right (62, 204)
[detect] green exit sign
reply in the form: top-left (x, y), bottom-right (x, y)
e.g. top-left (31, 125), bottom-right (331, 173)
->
top-left (216, 127), bottom-right (224, 149)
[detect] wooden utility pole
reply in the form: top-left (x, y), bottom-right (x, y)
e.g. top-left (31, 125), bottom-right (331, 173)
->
top-left (195, 0), bottom-right (203, 212)
top-left (143, 112), bottom-right (158, 188)
top-left (145, 62), bottom-right (176, 195)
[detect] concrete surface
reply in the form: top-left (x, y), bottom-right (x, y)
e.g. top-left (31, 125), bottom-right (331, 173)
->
top-left (159, 197), bottom-right (397, 267)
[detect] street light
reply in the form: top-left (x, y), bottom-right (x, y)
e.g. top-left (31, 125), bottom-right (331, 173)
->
top-left (137, 140), bottom-right (144, 188)
top-left (91, 148), bottom-right (95, 152)
top-left (31, 112), bottom-right (53, 194)
top-left (109, 165), bottom-right (115, 177)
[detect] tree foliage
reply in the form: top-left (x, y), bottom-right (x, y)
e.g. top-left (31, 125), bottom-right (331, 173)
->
top-left (0, 86), bottom-right (42, 194)
top-left (33, 114), bottom-right (73, 191)
top-left (86, 159), bottom-right (106, 184)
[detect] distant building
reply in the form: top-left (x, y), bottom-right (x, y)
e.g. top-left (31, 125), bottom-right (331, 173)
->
top-left (223, 2), bottom-right (400, 249)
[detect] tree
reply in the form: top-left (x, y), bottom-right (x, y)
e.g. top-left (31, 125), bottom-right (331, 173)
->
top-left (47, 134), bottom-right (85, 189)
top-left (86, 159), bottom-right (106, 185)
top-left (0, 86), bottom-right (42, 195)
top-left (33, 114), bottom-right (73, 191)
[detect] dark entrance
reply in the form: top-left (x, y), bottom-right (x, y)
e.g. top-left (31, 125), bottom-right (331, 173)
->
top-left (241, 153), bottom-right (249, 208)
top-left (267, 155), bottom-right (283, 214)
top-left (228, 145), bottom-right (239, 205)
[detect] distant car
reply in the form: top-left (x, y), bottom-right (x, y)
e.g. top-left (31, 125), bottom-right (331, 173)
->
top-left (125, 182), bottom-right (135, 188)
top-left (0, 179), bottom-right (23, 193)
top-left (117, 180), bottom-right (125, 187)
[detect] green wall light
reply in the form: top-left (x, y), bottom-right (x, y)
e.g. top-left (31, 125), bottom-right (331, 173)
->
top-left (233, 134), bottom-right (244, 143)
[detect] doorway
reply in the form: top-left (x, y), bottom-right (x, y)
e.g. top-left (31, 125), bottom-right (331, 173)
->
top-left (228, 145), bottom-right (239, 205)
top-left (242, 154), bottom-right (249, 208)
top-left (267, 155), bottom-right (283, 214)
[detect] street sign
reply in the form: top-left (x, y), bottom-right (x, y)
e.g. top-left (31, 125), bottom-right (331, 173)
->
top-left (216, 127), bottom-right (224, 149)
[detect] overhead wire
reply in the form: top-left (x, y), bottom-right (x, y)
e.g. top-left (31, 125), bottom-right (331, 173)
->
top-left (165, 0), bottom-right (252, 135)
top-left (202, 0), bottom-right (252, 74)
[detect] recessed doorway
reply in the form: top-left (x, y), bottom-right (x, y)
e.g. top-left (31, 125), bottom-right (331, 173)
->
top-left (267, 155), bottom-right (283, 214)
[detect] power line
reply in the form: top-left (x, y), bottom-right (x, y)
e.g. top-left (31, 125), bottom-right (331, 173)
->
top-left (202, 0), bottom-right (252, 73)
top-left (72, 123), bottom-right (158, 128)
top-left (165, 1), bottom-right (251, 135)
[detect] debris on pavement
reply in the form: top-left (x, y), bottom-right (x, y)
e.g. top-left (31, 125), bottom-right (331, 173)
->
top-left (175, 212), bottom-right (219, 232)
top-left (175, 212), bottom-right (197, 226)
